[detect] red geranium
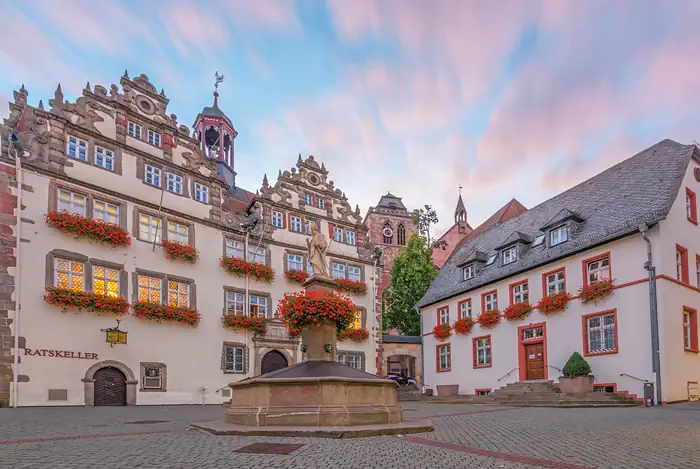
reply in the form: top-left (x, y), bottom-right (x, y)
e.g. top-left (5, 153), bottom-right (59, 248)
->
top-left (43, 286), bottom-right (129, 315)
top-left (220, 256), bottom-right (275, 283)
top-left (277, 290), bottom-right (358, 332)
top-left (453, 316), bottom-right (475, 335)
top-left (162, 240), bottom-right (199, 263)
top-left (477, 310), bottom-right (501, 329)
top-left (503, 301), bottom-right (532, 321)
top-left (337, 327), bottom-right (370, 342)
top-left (536, 291), bottom-right (571, 314)
top-left (45, 210), bottom-right (131, 247)
top-left (132, 301), bottom-right (200, 327)
top-left (284, 269), bottom-right (309, 284)
top-left (432, 323), bottom-right (452, 341)
top-left (578, 279), bottom-right (615, 305)
top-left (334, 278), bottom-right (368, 296)
top-left (221, 312), bottom-right (268, 334)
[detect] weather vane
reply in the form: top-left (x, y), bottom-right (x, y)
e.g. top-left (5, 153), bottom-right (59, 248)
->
top-left (214, 71), bottom-right (225, 92)
top-left (458, 184), bottom-right (463, 195)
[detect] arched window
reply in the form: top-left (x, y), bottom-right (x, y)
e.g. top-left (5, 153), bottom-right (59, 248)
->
top-left (397, 223), bottom-right (406, 246)
top-left (383, 221), bottom-right (393, 245)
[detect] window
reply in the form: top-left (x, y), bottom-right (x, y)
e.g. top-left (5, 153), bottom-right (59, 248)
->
top-left (54, 258), bottom-right (84, 292)
top-left (338, 351), bottom-right (364, 370)
top-left (66, 135), bottom-right (88, 161)
top-left (224, 345), bottom-right (245, 373)
top-left (138, 275), bottom-right (162, 303)
top-left (148, 129), bottom-right (161, 147)
top-left (93, 266), bottom-right (119, 297)
top-left (128, 122), bottom-right (142, 139)
top-left (483, 291), bottom-right (498, 312)
top-left (167, 173), bottom-right (183, 194)
top-left (397, 224), bottom-right (406, 246)
top-left (225, 239), bottom-right (244, 259)
top-left (142, 364), bottom-right (164, 390)
top-left (317, 198), bottom-right (325, 209)
top-left (306, 259), bottom-right (314, 276)
top-left (437, 344), bottom-right (451, 372)
top-left (290, 215), bottom-right (303, 233)
top-left (586, 255), bottom-right (610, 284)
top-left (550, 225), bottom-right (568, 246)
top-left (486, 254), bottom-right (497, 266)
top-left (462, 264), bottom-right (475, 281)
top-left (347, 265), bottom-right (361, 282)
top-left (476, 389), bottom-right (492, 396)
top-left (333, 226), bottom-right (344, 242)
top-left (304, 193), bottom-right (313, 205)
top-left (473, 336), bottom-right (491, 368)
top-left (288, 253), bottom-right (304, 272)
top-left (512, 282), bottom-right (528, 303)
top-left (584, 311), bottom-right (617, 355)
top-left (272, 211), bottom-right (284, 228)
top-left (545, 269), bottom-right (566, 295)
top-left (139, 214), bottom-right (162, 243)
top-left (331, 262), bottom-right (346, 279)
top-left (93, 200), bottom-right (119, 224)
top-left (676, 245), bottom-right (689, 284)
top-left (57, 189), bottom-right (87, 216)
top-left (304, 219), bottom-right (317, 235)
top-left (502, 246), bottom-right (517, 265)
top-left (145, 164), bottom-right (161, 187)
top-left (522, 326), bottom-right (544, 340)
top-left (687, 188), bottom-right (698, 223)
top-left (532, 234), bottom-right (545, 247)
top-left (346, 231), bottom-right (356, 246)
top-left (225, 291), bottom-right (244, 314)
top-left (167, 222), bottom-right (188, 244)
top-left (193, 182), bottom-right (209, 203)
top-left (459, 299), bottom-right (472, 319)
top-left (438, 307), bottom-right (449, 325)
top-left (683, 306), bottom-right (698, 352)
top-left (248, 244), bottom-right (265, 263)
top-left (594, 385), bottom-right (616, 393)
top-left (91, 146), bottom-right (115, 171)
top-left (249, 295), bottom-right (269, 318)
top-left (167, 280), bottom-right (189, 307)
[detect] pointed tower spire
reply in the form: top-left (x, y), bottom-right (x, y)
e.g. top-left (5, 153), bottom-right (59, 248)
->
top-left (297, 153), bottom-right (303, 164)
top-left (85, 81), bottom-right (91, 92)
top-left (321, 162), bottom-right (326, 171)
top-left (123, 69), bottom-right (129, 79)
top-left (19, 84), bottom-right (27, 94)
top-left (55, 84), bottom-right (63, 102)
top-left (454, 186), bottom-right (467, 224)
top-left (262, 173), bottom-right (269, 189)
top-left (37, 100), bottom-right (44, 111)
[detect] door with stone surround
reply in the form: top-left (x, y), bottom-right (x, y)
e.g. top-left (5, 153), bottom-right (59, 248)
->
top-left (525, 343), bottom-right (545, 380)
top-left (261, 350), bottom-right (288, 375)
top-left (93, 367), bottom-right (127, 406)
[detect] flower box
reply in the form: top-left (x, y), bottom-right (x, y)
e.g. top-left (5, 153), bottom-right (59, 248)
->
top-left (578, 279), bottom-right (615, 305)
top-left (284, 269), bottom-right (309, 284)
top-left (477, 310), bottom-right (501, 329)
top-left (453, 316), bottom-right (475, 335)
top-left (45, 210), bottom-right (131, 247)
top-left (220, 256), bottom-right (275, 283)
top-left (432, 323), bottom-right (452, 341)
top-left (503, 301), bottom-right (532, 321)
top-left (337, 327), bottom-right (370, 342)
top-left (277, 290), bottom-right (358, 332)
top-left (221, 312), bottom-right (268, 334)
top-left (536, 291), bottom-right (571, 314)
top-left (132, 301), bottom-right (200, 327)
top-left (334, 278), bottom-right (368, 296)
top-left (43, 286), bottom-right (129, 315)
top-left (162, 240), bottom-right (199, 263)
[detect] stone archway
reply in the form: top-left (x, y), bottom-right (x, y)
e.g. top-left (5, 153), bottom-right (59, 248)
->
top-left (83, 360), bottom-right (138, 406)
top-left (261, 350), bottom-right (289, 374)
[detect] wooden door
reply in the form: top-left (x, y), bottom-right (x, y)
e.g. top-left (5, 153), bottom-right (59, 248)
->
top-left (525, 343), bottom-right (545, 380)
top-left (94, 367), bottom-right (127, 406)
top-left (261, 350), bottom-right (288, 375)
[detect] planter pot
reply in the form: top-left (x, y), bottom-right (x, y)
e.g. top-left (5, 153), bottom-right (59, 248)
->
top-left (559, 375), bottom-right (595, 393)
top-left (436, 384), bottom-right (459, 397)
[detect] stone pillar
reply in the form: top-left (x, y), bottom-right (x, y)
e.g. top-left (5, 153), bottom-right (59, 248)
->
top-left (300, 275), bottom-right (338, 362)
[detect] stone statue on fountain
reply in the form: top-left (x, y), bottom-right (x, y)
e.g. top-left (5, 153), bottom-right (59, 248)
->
top-left (306, 222), bottom-right (330, 278)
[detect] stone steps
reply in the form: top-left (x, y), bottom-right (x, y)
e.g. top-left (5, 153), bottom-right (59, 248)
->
top-left (396, 384), bottom-right (422, 401)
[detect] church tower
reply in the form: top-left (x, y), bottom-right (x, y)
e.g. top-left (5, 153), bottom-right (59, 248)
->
top-left (454, 193), bottom-right (469, 234)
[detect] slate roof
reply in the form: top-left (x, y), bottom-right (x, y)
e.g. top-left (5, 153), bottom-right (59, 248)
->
top-left (418, 139), bottom-right (699, 308)
top-left (376, 192), bottom-right (408, 210)
top-left (382, 334), bottom-right (422, 344)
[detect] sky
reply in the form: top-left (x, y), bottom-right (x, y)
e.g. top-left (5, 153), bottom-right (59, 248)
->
top-left (1, 0), bottom-right (700, 235)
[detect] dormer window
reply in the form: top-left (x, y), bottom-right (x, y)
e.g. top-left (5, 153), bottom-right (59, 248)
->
top-left (502, 246), bottom-right (517, 265)
top-left (550, 225), bottom-right (568, 246)
top-left (462, 264), bottom-right (475, 281)
top-left (486, 254), bottom-right (497, 266)
top-left (532, 234), bottom-right (545, 247)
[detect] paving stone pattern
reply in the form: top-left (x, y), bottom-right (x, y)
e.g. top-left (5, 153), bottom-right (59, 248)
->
top-left (1, 403), bottom-right (700, 468)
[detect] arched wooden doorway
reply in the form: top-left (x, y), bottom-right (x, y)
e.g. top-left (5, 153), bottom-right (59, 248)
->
top-left (93, 367), bottom-right (127, 406)
top-left (261, 350), bottom-right (288, 374)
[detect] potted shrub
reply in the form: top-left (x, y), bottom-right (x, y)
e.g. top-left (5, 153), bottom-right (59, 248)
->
top-left (559, 352), bottom-right (594, 393)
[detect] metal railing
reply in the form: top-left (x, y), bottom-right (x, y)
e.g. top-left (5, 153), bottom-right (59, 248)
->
top-left (497, 367), bottom-right (518, 381)
top-left (620, 373), bottom-right (649, 383)
top-left (548, 364), bottom-right (562, 373)
top-left (215, 385), bottom-right (229, 394)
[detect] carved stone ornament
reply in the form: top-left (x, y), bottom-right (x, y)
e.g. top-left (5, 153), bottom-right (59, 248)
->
top-left (135, 95), bottom-right (156, 115)
top-left (306, 172), bottom-right (320, 186)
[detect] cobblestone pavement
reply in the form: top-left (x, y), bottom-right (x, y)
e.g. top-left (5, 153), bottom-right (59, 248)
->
top-left (1, 402), bottom-right (700, 468)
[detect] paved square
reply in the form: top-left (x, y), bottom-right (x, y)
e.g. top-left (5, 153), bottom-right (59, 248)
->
top-left (1, 402), bottom-right (700, 468)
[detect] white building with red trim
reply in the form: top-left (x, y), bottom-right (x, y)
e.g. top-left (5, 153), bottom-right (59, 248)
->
top-left (419, 140), bottom-right (700, 403)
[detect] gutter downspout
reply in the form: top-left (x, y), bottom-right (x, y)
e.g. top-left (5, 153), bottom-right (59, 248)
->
top-left (372, 255), bottom-right (379, 372)
top-left (11, 136), bottom-right (22, 408)
top-left (640, 223), bottom-right (662, 405)
top-left (417, 305), bottom-right (424, 392)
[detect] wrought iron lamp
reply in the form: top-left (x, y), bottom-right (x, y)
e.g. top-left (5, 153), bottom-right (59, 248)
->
top-left (102, 318), bottom-right (127, 347)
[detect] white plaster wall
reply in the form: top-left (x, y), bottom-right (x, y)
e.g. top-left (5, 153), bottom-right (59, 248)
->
top-left (93, 111), bottom-right (117, 140)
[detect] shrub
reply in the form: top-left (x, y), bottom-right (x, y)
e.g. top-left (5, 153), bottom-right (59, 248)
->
top-left (562, 352), bottom-right (592, 377)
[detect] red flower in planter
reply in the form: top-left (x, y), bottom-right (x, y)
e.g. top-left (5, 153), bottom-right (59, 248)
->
top-left (45, 210), bottom-right (131, 247)
top-left (503, 301), bottom-right (533, 321)
top-left (453, 316), bottom-right (475, 335)
top-left (220, 256), bottom-right (275, 283)
top-left (578, 279), bottom-right (615, 305)
top-left (221, 312), bottom-right (268, 334)
top-left (277, 290), bottom-right (358, 332)
top-left (162, 240), bottom-right (199, 263)
top-left (536, 291), bottom-right (571, 314)
top-left (132, 301), bottom-right (200, 327)
top-left (284, 269), bottom-right (309, 284)
top-left (337, 327), bottom-right (370, 342)
top-left (43, 286), bottom-right (129, 315)
top-left (477, 310), bottom-right (501, 329)
top-left (334, 278), bottom-right (368, 296)
top-left (432, 323), bottom-right (452, 341)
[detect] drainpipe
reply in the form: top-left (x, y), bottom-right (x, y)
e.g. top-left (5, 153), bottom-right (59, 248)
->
top-left (418, 305), bottom-right (424, 392)
top-left (639, 223), bottom-right (662, 405)
top-left (9, 133), bottom-right (23, 408)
